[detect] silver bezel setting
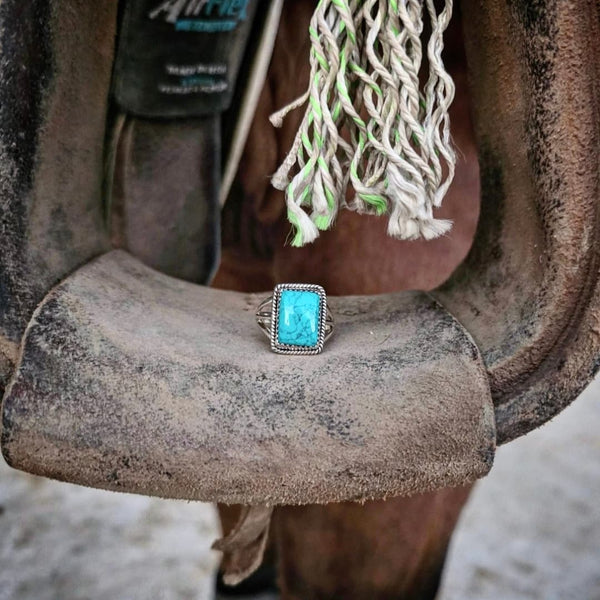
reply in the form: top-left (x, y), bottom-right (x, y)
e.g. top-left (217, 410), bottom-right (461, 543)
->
top-left (270, 283), bottom-right (328, 355)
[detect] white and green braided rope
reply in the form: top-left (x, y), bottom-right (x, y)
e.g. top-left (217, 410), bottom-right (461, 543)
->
top-left (271, 0), bottom-right (455, 246)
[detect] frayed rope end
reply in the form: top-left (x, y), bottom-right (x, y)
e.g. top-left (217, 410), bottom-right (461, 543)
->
top-left (313, 213), bottom-right (334, 231)
top-left (287, 206), bottom-right (320, 247)
top-left (388, 216), bottom-right (453, 241)
top-left (270, 0), bottom-right (456, 248)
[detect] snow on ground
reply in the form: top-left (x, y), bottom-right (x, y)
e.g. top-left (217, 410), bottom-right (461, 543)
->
top-left (0, 379), bottom-right (599, 600)
top-left (0, 465), bottom-right (220, 600)
top-left (438, 378), bottom-right (600, 600)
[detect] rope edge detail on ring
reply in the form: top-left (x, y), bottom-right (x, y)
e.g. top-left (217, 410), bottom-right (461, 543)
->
top-left (256, 283), bottom-right (333, 355)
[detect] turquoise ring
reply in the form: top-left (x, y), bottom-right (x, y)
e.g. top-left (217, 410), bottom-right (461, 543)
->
top-left (256, 283), bottom-right (334, 355)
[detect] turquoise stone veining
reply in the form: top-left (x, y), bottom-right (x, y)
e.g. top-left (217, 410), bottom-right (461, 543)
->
top-left (277, 290), bottom-right (321, 347)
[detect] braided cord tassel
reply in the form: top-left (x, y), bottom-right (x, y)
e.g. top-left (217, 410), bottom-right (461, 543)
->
top-left (271, 0), bottom-right (456, 246)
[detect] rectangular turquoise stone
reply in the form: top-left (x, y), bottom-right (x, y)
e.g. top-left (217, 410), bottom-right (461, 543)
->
top-left (277, 289), bottom-right (321, 347)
